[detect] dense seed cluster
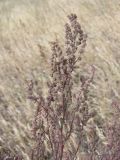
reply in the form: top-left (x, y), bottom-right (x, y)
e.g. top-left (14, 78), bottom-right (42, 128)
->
top-left (28, 13), bottom-right (120, 160)
top-left (28, 14), bottom-right (96, 160)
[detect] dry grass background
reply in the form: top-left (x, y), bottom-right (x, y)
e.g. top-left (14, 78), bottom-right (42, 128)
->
top-left (0, 0), bottom-right (120, 159)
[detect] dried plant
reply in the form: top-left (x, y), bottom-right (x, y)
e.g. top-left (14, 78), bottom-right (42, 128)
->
top-left (0, 12), bottom-right (119, 160)
top-left (28, 13), bottom-right (96, 160)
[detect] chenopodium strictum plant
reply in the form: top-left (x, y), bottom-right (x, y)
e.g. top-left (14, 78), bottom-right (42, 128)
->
top-left (28, 13), bottom-right (95, 160)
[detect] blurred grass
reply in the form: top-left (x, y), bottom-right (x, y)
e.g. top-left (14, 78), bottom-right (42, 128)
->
top-left (0, 0), bottom-right (120, 159)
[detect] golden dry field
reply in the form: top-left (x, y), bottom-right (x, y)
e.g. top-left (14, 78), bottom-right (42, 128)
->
top-left (0, 0), bottom-right (120, 159)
